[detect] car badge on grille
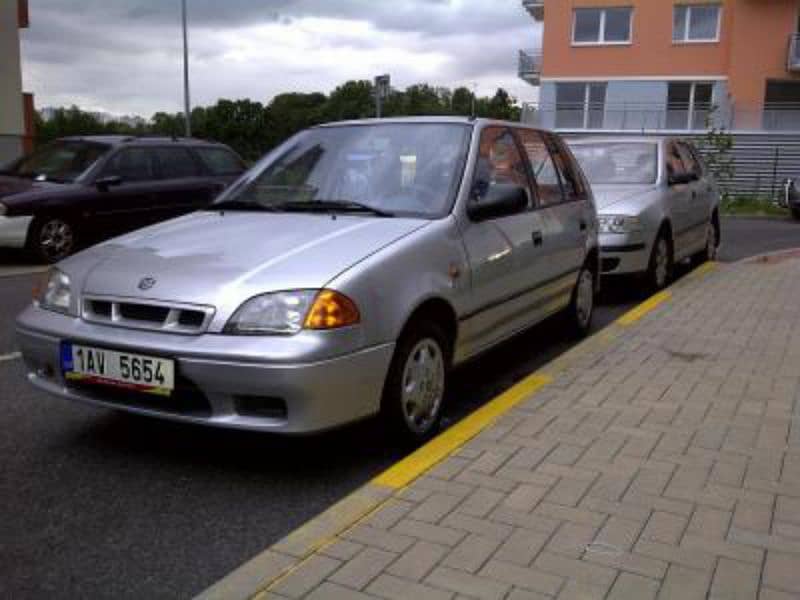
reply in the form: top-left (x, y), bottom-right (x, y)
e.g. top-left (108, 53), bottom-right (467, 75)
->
top-left (138, 277), bottom-right (157, 291)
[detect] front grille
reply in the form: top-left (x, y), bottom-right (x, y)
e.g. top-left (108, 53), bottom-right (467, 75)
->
top-left (82, 296), bottom-right (215, 335)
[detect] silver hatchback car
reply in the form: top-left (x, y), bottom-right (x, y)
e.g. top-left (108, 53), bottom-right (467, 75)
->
top-left (17, 118), bottom-right (598, 441)
top-left (569, 137), bottom-right (720, 289)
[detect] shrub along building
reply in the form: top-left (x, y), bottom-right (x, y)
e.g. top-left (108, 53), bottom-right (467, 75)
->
top-left (518, 0), bottom-right (800, 197)
top-left (0, 0), bottom-right (34, 164)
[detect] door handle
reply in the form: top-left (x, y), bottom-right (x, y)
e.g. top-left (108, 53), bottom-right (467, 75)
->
top-left (532, 231), bottom-right (543, 247)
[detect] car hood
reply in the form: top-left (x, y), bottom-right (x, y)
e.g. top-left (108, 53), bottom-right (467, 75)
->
top-left (77, 210), bottom-right (429, 308)
top-left (0, 175), bottom-right (74, 211)
top-left (592, 184), bottom-right (659, 212)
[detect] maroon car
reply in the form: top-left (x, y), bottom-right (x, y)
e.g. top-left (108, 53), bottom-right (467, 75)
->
top-left (0, 136), bottom-right (246, 262)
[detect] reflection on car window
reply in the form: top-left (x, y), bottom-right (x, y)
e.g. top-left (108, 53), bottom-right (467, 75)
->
top-left (155, 148), bottom-right (201, 179)
top-left (547, 135), bottom-right (587, 200)
top-left (104, 149), bottom-right (155, 182)
top-left (676, 142), bottom-right (702, 177)
top-left (473, 127), bottom-right (531, 207)
top-left (12, 141), bottom-right (110, 183)
top-left (667, 142), bottom-right (688, 177)
top-left (517, 129), bottom-right (563, 206)
top-left (570, 142), bottom-right (658, 185)
top-left (217, 124), bottom-right (471, 218)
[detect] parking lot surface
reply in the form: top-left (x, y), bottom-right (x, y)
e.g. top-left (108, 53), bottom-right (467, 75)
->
top-left (206, 249), bottom-right (800, 600)
top-left (1, 217), bottom-right (798, 599)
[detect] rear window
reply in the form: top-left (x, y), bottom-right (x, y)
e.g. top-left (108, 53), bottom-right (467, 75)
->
top-left (570, 142), bottom-right (658, 185)
top-left (195, 147), bottom-right (245, 176)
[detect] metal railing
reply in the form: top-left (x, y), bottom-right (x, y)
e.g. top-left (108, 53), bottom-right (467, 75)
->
top-left (521, 0), bottom-right (544, 20)
top-left (789, 34), bottom-right (800, 72)
top-left (518, 50), bottom-right (543, 85)
top-left (521, 102), bottom-right (800, 133)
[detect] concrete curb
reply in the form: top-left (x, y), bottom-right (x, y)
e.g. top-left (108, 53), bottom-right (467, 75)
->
top-left (195, 261), bottom-right (722, 600)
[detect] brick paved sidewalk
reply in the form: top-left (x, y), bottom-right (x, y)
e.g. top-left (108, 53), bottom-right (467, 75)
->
top-left (204, 254), bottom-right (800, 600)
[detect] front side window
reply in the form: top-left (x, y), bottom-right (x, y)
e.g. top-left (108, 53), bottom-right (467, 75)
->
top-left (573, 7), bottom-right (632, 44)
top-left (666, 142), bottom-right (689, 179)
top-left (667, 82), bottom-right (713, 129)
top-left (103, 148), bottom-right (156, 182)
top-left (547, 135), bottom-right (588, 200)
top-left (516, 129), bottom-right (563, 206)
top-left (570, 142), bottom-right (659, 185)
top-left (473, 127), bottom-right (533, 208)
top-left (214, 124), bottom-right (471, 219)
top-left (674, 4), bottom-right (721, 42)
top-left (556, 82), bottom-right (607, 129)
top-left (9, 141), bottom-right (110, 183)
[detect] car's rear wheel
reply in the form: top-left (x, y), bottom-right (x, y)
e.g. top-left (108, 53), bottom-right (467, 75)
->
top-left (646, 231), bottom-right (673, 291)
top-left (567, 265), bottom-right (595, 337)
top-left (381, 321), bottom-right (449, 444)
top-left (792, 207), bottom-right (800, 221)
top-left (28, 216), bottom-right (77, 264)
top-left (695, 217), bottom-right (718, 263)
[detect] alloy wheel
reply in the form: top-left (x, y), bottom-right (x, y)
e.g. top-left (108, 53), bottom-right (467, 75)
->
top-left (705, 222), bottom-right (717, 261)
top-left (575, 269), bottom-right (594, 330)
top-left (38, 219), bottom-right (74, 262)
top-left (654, 238), bottom-right (669, 289)
top-left (400, 338), bottom-right (445, 435)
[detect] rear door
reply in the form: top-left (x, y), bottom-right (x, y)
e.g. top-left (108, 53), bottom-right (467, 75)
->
top-left (91, 147), bottom-right (162, 236)
top-left (458, 126), bottom-right (550, 357)
top-left (516, 129), bottom-right (586, 310)
top-left (151, 146), bottom-right (222, 221)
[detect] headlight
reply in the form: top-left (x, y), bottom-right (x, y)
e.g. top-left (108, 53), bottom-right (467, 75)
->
top-left (225, 289), bottom-right (360, 335)
top-left (598, 215), bottom-right (643, 234)
top-left (37, 268), bottom-right (73, 314)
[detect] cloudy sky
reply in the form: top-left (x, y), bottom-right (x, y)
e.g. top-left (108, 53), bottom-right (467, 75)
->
top-left (21, 0), bottom-right (542, 118)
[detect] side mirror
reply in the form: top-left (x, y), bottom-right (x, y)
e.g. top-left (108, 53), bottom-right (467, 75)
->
top-left (95, 175), bottom-right (123, 192)
top-left (668, 172), bottom-right (697, 186)
top-left (467, 183), bottom-right (528, 222)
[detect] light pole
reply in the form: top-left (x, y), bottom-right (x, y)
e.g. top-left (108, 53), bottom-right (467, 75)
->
top-left (374, 74), bottom-right (390, 119)
top-left (182, 0), bottom-right (191, 137)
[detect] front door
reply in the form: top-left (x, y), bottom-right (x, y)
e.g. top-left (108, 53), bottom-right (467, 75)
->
top-left (151, 147), bottom-right (224, 222)
top-left (664, 141), bottom-right (694, 257)
top-left (458, 126), bottom-right (550, 359)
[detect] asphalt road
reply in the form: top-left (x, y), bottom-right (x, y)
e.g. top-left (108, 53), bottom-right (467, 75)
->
top-left (1, 217), bottom-right (798, 599)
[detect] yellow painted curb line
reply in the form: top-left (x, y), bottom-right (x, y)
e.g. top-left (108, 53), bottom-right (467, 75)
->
top-left (374, 372), bottom-right (552, 489)
top-left (616, 290), bottom-right (672, 326)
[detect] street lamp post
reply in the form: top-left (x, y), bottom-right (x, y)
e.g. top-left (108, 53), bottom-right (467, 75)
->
top-left (182, 0), bottom-right (191, 137)
top-left (374, 74), bottom-right (390, 119)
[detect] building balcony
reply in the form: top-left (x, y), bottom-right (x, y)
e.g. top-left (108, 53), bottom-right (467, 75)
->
top-left (788, 34), bottom-right (800, 72)
top-left (521, 0), bottom-right (543, 21)
top-left (518, 50), bottom-right (542, 86)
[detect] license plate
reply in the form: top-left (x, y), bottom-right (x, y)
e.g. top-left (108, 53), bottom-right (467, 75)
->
top-left (61, 343), bottom-right (175, 396)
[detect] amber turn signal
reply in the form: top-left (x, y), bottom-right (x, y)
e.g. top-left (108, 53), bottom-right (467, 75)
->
top-left (304, 290), bottom-right (360, 330)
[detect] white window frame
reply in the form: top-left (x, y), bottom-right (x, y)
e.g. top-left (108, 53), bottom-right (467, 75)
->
top-left (572, 7), bottom-right (633, 46)
top-left (668, 81), bottom-right (714, 129)
top-left (673, 4), bottom-right (722, 44)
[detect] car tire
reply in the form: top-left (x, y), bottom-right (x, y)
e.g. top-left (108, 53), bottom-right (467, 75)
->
top-left (381, 321), bottom-right (450, 445)
top-left (792, 207), bottom-right (800, 221)
top-left (694, 215), bottom-right (719, 264)
top-left (567, 265), bottom-right (595, 338)
top-left (27, 216), bottom-right (77, 264)
top-left (646, 230), bottom-right (673, 291)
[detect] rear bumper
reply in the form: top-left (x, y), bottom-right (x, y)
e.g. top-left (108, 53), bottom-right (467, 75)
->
top-left (16, 306), bottom-right (395, 434)
top-left (0, 216), bottom-right (32, 248)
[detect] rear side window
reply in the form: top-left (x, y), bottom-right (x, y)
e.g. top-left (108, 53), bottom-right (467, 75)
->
top-left (195, 147), bottom-right (245, 176)
top-left (155, 147), bottom-right (202, 179)
top-left (547, 135), bottom-right (588, 201)
top-left (473, 126), bottom-right (533, 208)
top-left (104, 148), bottom-right (156, 182)
top-left (516, 129), bottom-right (563, 206)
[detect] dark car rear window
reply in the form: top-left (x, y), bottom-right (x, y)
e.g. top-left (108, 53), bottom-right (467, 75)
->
top-left (195, 147), bottom-right (245, 176)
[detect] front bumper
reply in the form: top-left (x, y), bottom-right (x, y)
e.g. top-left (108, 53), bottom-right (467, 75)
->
top-left (0, 216), bottom-right (32, 248)
top-left (599, 232), bottom-right (651, 275)
top-left (16, 305), bottom-right (395, 434)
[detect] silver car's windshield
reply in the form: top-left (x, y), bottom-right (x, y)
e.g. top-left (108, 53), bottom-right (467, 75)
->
top-left (215, 123), bottom-right (471, 218)
top-left (570, 142), bottom-right (658, 185)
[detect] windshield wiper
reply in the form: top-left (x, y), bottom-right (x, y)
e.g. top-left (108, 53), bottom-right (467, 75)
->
top-left (213, 199), bottom-right (279, 212)
top-left (276, 200), bottom-right (395, 218)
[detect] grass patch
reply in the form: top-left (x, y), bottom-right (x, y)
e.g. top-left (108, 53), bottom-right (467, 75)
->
top-left (721, 196), bottom-right (789, 217)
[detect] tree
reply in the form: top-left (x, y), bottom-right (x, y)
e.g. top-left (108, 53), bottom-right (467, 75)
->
top-left (451, 87), bottom-right (474, 116)
top-left (324, 80), bottom-right (375, 121)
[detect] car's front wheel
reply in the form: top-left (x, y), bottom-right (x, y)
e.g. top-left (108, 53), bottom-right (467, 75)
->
top-left (381, 321), bottom-right (450, 444)
top-left (28, 216), bottom-right (77, 264)
top-left (646, 231), bottom-right (673, 291)
top-left (695, 217), bottom-right (719, 263)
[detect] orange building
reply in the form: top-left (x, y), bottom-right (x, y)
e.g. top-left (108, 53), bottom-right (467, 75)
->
top-left (520, 0), bottom-right (800, 131)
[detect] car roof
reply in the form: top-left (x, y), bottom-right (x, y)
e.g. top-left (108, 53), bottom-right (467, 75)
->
top-left (568, 136), bottom-right (670, 145)
top-left (314, 116), bottom-right (536, 129)
top-left (56, 135), bottom-right (230, 148)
